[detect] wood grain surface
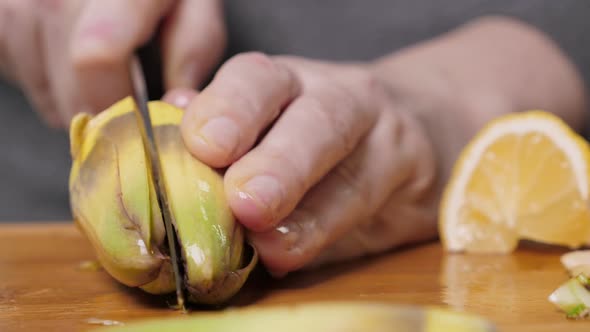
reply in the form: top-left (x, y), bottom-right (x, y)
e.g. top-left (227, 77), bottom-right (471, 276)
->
top-left (1, 223), bottom-right (589, 331)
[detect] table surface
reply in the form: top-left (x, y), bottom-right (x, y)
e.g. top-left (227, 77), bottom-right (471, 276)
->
top-left (1, 223), bottom-right (589, 331)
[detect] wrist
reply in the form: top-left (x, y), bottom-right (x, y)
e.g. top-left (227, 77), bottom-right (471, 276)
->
top-left (368, 50), bottom-right (481, 200)
top-left (369, 15), bottom-right (588, 191)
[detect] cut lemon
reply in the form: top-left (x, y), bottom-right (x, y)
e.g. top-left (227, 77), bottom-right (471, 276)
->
top-left (440, 111), bottom-right (590, 253)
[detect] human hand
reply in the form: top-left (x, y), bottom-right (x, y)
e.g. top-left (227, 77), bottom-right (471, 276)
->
top-left (0, 0), bottom-right (226, 128)
top-left (169, 53), bottom-right (440, 276)
top-left (170, 16), bottom-right (586, 277)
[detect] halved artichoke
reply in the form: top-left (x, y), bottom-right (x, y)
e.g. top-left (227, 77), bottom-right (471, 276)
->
top-left (69, 97), bottom-right (257, 305)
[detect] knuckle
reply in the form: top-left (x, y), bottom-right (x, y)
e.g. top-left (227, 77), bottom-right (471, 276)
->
top-left (261, 146), bottom-right (308, 195)
top-left (397, 112), bottom-right (438, 198)
top-left (226, 52), bottom-right (296, 94)
top-left (382, 111), bottom-right (403, 144)
top-left (211, 52), bottom-right (298, 126)
top-left (302, 91), bottom-right (358, 154)
top-left (228, 51), bottom-right (276, 72)
top-left (349, 68), bottom-right (390, 113)
top-left (358, 71), bottom-right (387, 103)
top-left (215, 78), bottom-right (262, 123)
top-left (334, 159), bottom-right (371, 202)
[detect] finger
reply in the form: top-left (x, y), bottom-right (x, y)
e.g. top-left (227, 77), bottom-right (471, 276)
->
top-left (309, 197), bottom-right (438, 269)
top-left (70, 0), bottom-right (174, 114)
top-left (1, 1), bottom-right (60, 127)
top-left (37, 0), bottom-right (85, 126)
top-left (248, 111), bottom-right (433, 275)
top-left (162, 87), bottom-right (197, 109)
top-left (0, 2), bottom-right (15, 81)
top-left (181, 52), bottom-right (301, 167)
top-left (161, 0), bottom-right (226, 90)
top-left (224, 81), bottom-right (377, 232)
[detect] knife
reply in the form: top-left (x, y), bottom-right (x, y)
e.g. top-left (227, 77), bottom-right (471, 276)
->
top-left (129, 48), bottom-right (186, 310)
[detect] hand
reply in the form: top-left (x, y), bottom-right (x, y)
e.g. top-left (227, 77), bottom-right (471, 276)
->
top-left (170, 52), bottom-right (440, 276)
top-left (0, 0), bottom-right (226, 128)
top-left (170, 16), bottom-right (587, 277)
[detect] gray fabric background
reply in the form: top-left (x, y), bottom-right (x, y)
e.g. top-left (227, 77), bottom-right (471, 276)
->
top-left (0, 1), bottom-right (588, 221)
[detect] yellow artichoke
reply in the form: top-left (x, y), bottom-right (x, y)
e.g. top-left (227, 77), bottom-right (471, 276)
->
top-left (69, 97), bottom-right (257, 305)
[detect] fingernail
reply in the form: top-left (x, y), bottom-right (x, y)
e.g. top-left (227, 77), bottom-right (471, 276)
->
top-left (170, 94), bottom-right (191, 109)
top-left (163, 88), bottom-right (197, 109)
top-left (198, 117), bottom-right (240, 154)
top-left (241, 175), bottom-right (282, 212)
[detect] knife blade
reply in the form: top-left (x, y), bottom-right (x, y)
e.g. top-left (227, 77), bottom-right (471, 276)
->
top-left (129, 54), bottom-right (186, 310)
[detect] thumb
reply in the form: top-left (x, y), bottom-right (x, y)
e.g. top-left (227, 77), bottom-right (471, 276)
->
top-left (161, 0), bottom-right (227, 90)
top-left (70, 0), bottom-right (174, 114)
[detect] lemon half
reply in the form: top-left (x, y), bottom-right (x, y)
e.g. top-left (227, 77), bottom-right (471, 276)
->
top-left (440, 111), bottom-right (590, 253)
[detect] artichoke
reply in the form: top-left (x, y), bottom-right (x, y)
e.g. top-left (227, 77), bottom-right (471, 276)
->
top-left (68, 97), bottom-right (257, 305)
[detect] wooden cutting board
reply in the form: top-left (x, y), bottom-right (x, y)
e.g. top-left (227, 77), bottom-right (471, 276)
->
top-left (0, 223), bottom-right (588, 331)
